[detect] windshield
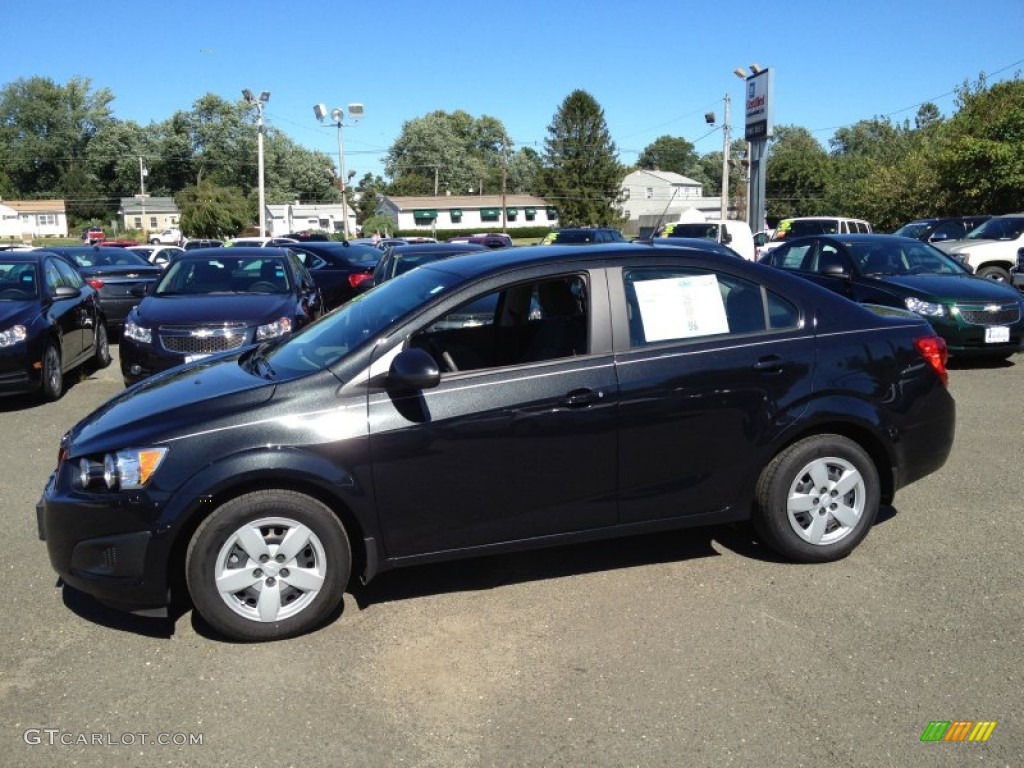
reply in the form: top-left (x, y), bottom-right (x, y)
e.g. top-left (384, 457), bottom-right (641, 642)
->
top-left (847, 241), bottom-right (967, 276)
top-left (964, 216), bottom-right (1024, 241)
top-left (892, 222), bottom-right (934, 239)
top-left (0, 262), bottom-right (39, 299)
top-left (663, 223), bottom-right (719, 240)
top-left (253, 264), bottom-right (464, 378)
top-left (155, 256), bottom-right (290, 295)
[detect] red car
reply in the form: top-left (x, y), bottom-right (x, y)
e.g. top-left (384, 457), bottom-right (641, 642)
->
top-left (82, 227), bottom-right (105, 244)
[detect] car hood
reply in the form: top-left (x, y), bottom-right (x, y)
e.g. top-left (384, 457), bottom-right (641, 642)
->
top-left (134, 294), bottom-right (293, 326)
top-left (940, 238), bottom-right (1006, 254)
top-left (65, 352), bottom-right (275, 457)
top-left (0, 300), bottom-right (38, 326)
top-left (873, 273), bottom-right (1022, 301)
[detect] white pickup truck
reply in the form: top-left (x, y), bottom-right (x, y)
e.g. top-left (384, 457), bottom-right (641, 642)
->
top-left (149, 228), bottom-right (181, 245)
top-left (936, 213), bottom-right (1024, 283)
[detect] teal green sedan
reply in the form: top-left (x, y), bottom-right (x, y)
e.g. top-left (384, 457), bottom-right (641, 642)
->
top-left (760, 234), bottom-right (1024, 359)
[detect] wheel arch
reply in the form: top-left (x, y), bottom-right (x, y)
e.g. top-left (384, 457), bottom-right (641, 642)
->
top-left (770, 417), bottom-right (896, 506)
top-left (162, 455), bottom-right (378, 606)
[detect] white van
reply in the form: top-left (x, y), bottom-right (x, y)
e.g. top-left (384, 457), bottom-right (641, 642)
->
top-left (657, 219), bottom-right (756, 260)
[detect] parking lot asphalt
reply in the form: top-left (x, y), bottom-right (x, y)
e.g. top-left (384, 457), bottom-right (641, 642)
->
top-left (1, 347), bottom-right (1021, 767)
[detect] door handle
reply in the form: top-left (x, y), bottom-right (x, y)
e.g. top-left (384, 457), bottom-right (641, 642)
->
top-left (563, 388), bottom-right (603, 407)
top-left (752, 355), bottom-right (786, 373)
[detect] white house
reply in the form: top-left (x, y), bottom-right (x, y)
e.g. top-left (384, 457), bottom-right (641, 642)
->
top-left (265, 201), bottom-right (355, 237)
top-left (618, 170), bottom-right (725, 237)
top-left (1, 199), bottom-right (69, 240)
top-left (376, 195), bottom-right (556, 233)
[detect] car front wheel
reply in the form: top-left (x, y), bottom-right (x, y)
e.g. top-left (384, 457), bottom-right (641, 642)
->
top-left (92, 323), bottom-right (111, 369)
top-left (976, 266), bottom-right (1011, 283)
top-left (754, 434), bottom-right (879, 562)
top-left (41, 341), bottom-right (63, 400)
top-left (186, 490), bottom-right (351, 641)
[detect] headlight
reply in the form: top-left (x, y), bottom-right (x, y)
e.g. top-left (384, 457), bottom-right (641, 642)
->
top-left (905, 297), bottom-right (946, 317)
top-left (123, 321), bottom-right (152, 344)
top-left (0, 325), bottom-right (27, 348)
top-left (256, 317), bottom-right (292, 341)
top-left (76, 447), bottom-right (168, 490)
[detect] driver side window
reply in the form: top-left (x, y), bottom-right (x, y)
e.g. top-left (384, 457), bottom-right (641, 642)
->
top-left (410, 275), bottom-right (589, 373)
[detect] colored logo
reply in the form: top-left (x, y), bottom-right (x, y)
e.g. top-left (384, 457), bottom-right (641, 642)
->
top-left (920, 721), bottom-right (997, 742)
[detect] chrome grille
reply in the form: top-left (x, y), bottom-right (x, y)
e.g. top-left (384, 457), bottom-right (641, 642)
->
top-left (957, 302), bottom-right (1020, 326)
top-left (160, 324), bottom-right (249, 354)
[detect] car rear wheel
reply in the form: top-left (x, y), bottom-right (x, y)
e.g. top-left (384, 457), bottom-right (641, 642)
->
top-left (754, 434), bottom-right (879, 562)
top-left (41, 342), bottom-right (63, 400)
top-left (186, 490), bottom-right (351, 641)
top-left (92, 323), bottom-right (112, 369)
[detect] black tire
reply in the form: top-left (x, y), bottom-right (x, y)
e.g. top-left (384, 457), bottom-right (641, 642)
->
top-left (40, 341), bottom-right (64, 401)
top-left (753, 434), bottom-right (879, 563)
top-left (186, 490), bottom-right (350, 641)
top-left (976, 266), bottom-right (1011, 283)
top-left (92, 322), bottom-right (112, 369)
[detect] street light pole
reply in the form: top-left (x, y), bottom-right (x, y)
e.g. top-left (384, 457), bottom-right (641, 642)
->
top-left (243, 89), bottom-right (270, 238)
top-left (720, 93), bottom-right (730, 221)
top-left (314, 102), bottom-right (363, 240)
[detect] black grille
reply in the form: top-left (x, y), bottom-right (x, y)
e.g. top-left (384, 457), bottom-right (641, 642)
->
top-left (957, 303), bottom-right (1020, 326)
top-left (160, 325), bottom-right (248, 354)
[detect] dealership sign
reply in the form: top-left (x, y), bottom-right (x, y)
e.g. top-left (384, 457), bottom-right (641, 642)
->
top-left (744, 68), bottom-right (774, 141)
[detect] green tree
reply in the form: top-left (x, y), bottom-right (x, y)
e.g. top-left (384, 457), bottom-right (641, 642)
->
top-left (538, 90), bottom-right (624, 226)
top-left (385, 110), bottom-right (510, 196)
top-left (637, 135), bottom-right (700, 177)
top-left (354, 173), bottom-right (387, 223)
top-left (932, 77), bottom-right (1024, 214)
top-left (506, 147), bottom-right (543, 194)
top-left (177, 182), bottom-right (250, 238)
top-left (0, 76), bottom-right (115, 218)
top-left (765, 126), bottom-right (831, 220)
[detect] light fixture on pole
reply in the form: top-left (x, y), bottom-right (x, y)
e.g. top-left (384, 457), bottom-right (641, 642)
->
top-left (314, 102), bottom-right (364, 240)
top-left (243, 89), bottom-right (270, 237)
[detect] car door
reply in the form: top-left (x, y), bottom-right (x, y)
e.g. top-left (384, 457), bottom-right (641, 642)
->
top-left (42, 257), bottom-right (86, 363)
top-left (367, 269), bottom-right (619, 558)
top-left (612, 261), bottom-right (815, 524)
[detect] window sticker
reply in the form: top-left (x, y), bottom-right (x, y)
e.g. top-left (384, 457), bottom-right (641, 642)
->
top-left (633, 274), bottom-right (729, 341)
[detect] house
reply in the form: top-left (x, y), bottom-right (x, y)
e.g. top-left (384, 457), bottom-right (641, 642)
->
top-left (376, 195), bottom-right (557, 233)
top-left (617, 170), bottom-right (725, 238)
top-left (265, 201), bottom-right (354, 237)
top-left (118, 196), bottom-right (181, 233)
top-left (1, 199), bottom-right (69, 240)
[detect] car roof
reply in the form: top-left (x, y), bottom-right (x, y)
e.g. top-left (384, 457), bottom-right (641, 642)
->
top-left (388, 242), bottom-right (489, 254)
top-left (416, 241), bottom-right (734, 282)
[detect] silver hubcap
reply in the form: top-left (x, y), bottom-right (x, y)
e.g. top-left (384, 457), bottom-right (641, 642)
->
top-left (786, 456), bottom-right (865, 546)
top-left (214, 517), bottom-right (327, 622)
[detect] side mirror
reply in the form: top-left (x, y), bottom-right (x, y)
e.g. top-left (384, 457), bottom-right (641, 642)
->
top-left (54, 285), bottom-right (81, 298)
top-left (821, 264), bottom-right (848, 277)
top-left (722, 232), bottom-right (733, 244)
top-left (388, 347), bottom-right (440, 390)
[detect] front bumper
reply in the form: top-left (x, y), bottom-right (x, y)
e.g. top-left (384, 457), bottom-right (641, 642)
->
top-left (38, 472), bottom-right (173, 613)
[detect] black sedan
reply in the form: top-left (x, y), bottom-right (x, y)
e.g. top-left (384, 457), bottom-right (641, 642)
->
top-left (0, 251), bottom-right (111, 400)
top-left (39, 245), bottom-right (163, 333)
top-left (369, 241), bottom-right (488, 287)
top-left (39, 242), bottom-right (955, 641)
top-left (759, 233), bottom-right (1024, 359)
top-left (119, 248), bottom-right (323, 385)
top-left (287, 241), bottom-right (383, 310)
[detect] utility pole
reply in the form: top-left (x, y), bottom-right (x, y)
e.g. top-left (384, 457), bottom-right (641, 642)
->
top-left (139, 156), bottom-right (148, 241)
top-left (500, 134), bottom-right (508, 233)
top-left (720, 93), bottom-right (730, 221)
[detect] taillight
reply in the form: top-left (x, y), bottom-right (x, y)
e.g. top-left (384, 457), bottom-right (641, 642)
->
top-left (914, 336), bottom-right (949, 386)
top-left (87, 278), bottom-right (104, 291)
top-left (348, 272), bottom-right (372, 289)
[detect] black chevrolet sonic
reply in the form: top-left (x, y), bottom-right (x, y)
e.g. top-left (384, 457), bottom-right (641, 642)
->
top-left (38, 242), bottom-right (956, 641)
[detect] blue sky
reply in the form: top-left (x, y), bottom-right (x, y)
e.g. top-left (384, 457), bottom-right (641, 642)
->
top-left (2, 0), bottom-right (1022, 182)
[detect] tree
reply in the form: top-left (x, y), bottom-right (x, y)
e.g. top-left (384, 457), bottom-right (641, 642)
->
top-left (353, 173), bottom-right (387, 223)
top-left (932, 77), bottom-right (1024, 214)
top-left (538, 90), bottom-right (624, 226)
top-left (765, 126), bottom-right (831, 220)
top-left (176, 182), bottom-right (250, 238)
top-left (506, 147), bottom-right (543, 194)
top-left (637, 135), bottom-right (700, 177)
top-left (0, 76), bottom-right (115, 218)
top-left (385, 110), bottom-right (510, 196)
